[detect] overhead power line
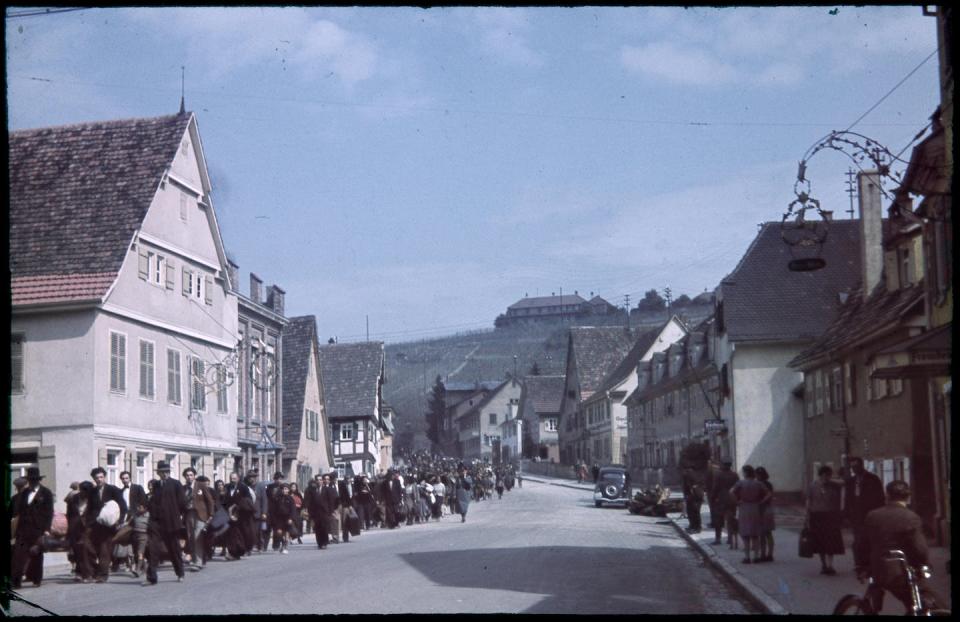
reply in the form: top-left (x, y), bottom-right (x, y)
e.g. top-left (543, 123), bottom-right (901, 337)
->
top-left (844, 46), bottom-right (941, 133)
top-left (5, 7), bottom-right (91, 18)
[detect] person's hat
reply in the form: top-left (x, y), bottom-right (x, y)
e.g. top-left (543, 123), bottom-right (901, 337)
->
top-left (273, 471), bottom-right (284, 480)
top-left (156, 460), bottom-right (172, 472)
top-left (26, 466), bottom-right (44, 481)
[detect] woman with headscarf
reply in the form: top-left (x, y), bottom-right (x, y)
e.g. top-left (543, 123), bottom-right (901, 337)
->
top-left (455, 467), bottom-right (473, 524)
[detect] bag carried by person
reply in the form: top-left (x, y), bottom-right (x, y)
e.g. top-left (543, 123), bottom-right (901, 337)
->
top-left (97, 500), bottom-right (121, 527)
top-left (112, 523), bottom-right (134, 546)
top-left (798, 527), bottom-right (815, 558)
top-left (287, 523), bottom-right (300, 539)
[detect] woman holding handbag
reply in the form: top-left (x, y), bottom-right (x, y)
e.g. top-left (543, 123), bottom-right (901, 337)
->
top-left (289, 483), bottom-right (304, 544)
top-left (805, 464), bottom-right (845, 575)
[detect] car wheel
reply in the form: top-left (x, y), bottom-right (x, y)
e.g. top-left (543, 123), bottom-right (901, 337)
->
top-left (603, 483), bottom-right (621, 499)
top-left (595, 501), bottom-right (603, 508)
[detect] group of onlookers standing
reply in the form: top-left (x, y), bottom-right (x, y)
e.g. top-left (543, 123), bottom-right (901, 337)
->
top-left (9, 454), bottom-right (522, 590)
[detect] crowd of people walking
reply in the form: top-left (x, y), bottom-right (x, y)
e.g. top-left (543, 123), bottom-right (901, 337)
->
top-left (8, 451), bottom-right (523, 589)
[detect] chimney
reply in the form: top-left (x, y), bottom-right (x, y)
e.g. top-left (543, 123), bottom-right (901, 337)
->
top-left (266, 285), bottom-right (286, 317)
top-left (226, 259), bottom-right (239, 293)
top-left (857, 170), bottom-right (884, 298)
top-left (249, 273), bottom-right (262, 304)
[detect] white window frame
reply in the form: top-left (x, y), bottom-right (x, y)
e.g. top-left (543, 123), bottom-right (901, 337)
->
top-left (546, 417), bottom-right (558, 432)
top-left (167, 348), bottom-right (182, 406)
top-left (149, 252), bottom-right (166, 287)
top-left (106, 447), bottom-right (125, 486)
top-left (340, 422), bottom-right (354, 441)
top-left (193, 271), bottom-right (205, 302)
top-left (110, 331), bottom-right (127, 394)
top-left (214, 455), bottom-right (226, 483)
top-left (165, 452), bottom-right (179, 478)
top-left (190, 454), bottom-right (202, 475)
top-left (135, 450), bottom-right (152, 486)
top-left (139, 339), bottom-right (156, 400)
top-left (11, 333), bottom-right (24, 394)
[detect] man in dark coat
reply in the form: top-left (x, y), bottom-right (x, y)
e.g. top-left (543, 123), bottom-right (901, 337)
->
top-left (854, 480), bottom-right (944, 613)
top-left (682, 466), bottom-right (706, 534)
top-left (309, 473), bottom-right (339, 548)
top-left (80, 466), bottom-right (127, 583)
top-left (9, 467), bottom-right (55, 589)
top-left (143, 461), bottom-right (187, 585)
top-left (253, 470), bottom-right (271, 552)
top-left (223, 472), bottom-right (255, 558)
top-left (265, 471), bottom-right (285, 551)
top-left (708, 460), bottom-right (740, 545)
top-left (335, 471), bottom-right (353, 542)
top-left (844, 456), bottom-right (886, 568)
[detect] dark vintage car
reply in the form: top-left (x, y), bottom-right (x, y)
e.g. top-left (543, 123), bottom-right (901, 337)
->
top-left (593, 465), bottom-right (632, 507)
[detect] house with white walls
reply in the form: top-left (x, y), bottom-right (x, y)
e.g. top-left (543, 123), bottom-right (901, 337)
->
top-left (10, 112), bottom-right (240, 507)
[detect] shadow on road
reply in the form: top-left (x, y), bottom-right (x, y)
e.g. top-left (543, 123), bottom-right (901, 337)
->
top-left (398, 544), bottom-right (727, 614)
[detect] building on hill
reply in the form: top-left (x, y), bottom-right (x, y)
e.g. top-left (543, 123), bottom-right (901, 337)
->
top-left (456, 377), bottom-right (522, 462)
top-left (317, 341), bottom-right (387, 478)
top-left (517, 375), bottom-right (565, 462)
top-left (714, 214), bottom-right (863, 495)
top-left (9, 112), bottom-right (240, 506)
top-left (499, 291), bottom-right (618, 327)
top-left (281, 315), bottom-right (334, 490)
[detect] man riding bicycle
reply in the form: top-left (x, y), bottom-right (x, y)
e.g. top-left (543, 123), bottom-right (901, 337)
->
top-left (853, 480), bottom-right (944, 614)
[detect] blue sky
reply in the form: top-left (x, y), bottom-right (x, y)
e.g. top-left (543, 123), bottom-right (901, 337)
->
top-left (6, 6), bottom-right (941, 343)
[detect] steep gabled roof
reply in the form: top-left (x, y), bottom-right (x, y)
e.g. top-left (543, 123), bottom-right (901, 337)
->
top-left (788, 281), bottom-right (925, 369)
top-left (588, 325), bottom-right (666, 399)
top-left (720, 220), bottom-right (862, 342)
top-left (318, 341), bottom-right (384, 421)
top-left (9, 113), bottom-right (193, 305)
top-left (281, 315), bottom-right (321, 459)
top-left (508, 294), bottom-right (586, 310)
top-left (521, 375), bottom-right (565, 415)
top-left (457, 377), bottom-right (514, 420)
top-left (568, 326), bottom-right (638, 397)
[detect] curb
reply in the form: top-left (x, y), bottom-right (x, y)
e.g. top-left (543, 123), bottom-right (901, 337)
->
top-left (522, 476), bottom-right (593, 492)
top-left (666, 518), bottom-right (788, 615)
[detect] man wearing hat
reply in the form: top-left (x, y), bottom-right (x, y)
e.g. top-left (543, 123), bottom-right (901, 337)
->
top-left (80, 466), bottom-right (127, 583)
top-left (9, 467), bottom-right (54, 589)
top-left (143, 460), bottom-right (187, 585)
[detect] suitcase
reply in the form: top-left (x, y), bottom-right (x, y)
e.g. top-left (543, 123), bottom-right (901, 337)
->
top-left (347, 512), bottom-right (361, 537)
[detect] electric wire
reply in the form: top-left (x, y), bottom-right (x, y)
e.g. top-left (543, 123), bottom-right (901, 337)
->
top-left (5, 7), bottom-right (91, 18)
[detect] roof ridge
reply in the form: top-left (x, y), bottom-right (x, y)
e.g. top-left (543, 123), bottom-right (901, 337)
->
top-left (9, 111), bottom-right (190, 136)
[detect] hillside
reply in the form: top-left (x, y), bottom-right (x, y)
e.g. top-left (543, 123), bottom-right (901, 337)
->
top-left (382, 303), bottom-right (712, 453)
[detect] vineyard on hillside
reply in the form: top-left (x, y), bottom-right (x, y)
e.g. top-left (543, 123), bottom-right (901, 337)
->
top-left (383, 304), bottom-right (712, 453)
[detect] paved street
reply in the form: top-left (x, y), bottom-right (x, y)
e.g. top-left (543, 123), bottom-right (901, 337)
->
top-left (8, 480), bottom-right (754, 616)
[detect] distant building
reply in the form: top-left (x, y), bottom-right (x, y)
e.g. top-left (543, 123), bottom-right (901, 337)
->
top-left (318, 342), bottom-right (387, 478)
top-left (517, 375), bottom-right (565, 462)
top-left (456, 377), bottom-right (522, 461)
top-left (281, 315), bottom-right (334, 490)
top-left (499, 291), bottom-right (617, 326)
top-left (438, 381), bottom-right (500, 457)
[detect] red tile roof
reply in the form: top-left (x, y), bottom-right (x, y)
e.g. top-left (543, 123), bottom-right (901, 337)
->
top-left (11, 272), bottom-right (118, 307)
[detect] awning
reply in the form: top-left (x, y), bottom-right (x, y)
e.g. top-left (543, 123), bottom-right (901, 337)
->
top-left (870, 323), bottom-right (952, 379)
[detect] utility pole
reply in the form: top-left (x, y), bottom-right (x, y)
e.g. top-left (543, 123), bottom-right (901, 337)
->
top-left (845, 168), bottom-right (858, 219)
top-left (366, 315), bottom-right (369, 342)
top-left (663, 287), bottom-right (672, 320)
top-left (624, 293), bottom-right (631, 329)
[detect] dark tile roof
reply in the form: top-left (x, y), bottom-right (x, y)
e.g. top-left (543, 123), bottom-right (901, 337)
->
top-left (458, 378), bottom-right (513, 420)
top-left (444, 380), bottom-right (501, 393)
top-left (788, 281), bottom-right (925, 369)
top-left (508, 294), bottom-right (587, 310)
top-left (9, 114), bottom-right (193, 296)
top-left (521, 375), bottom-right (565, 415)
top-left (318, 341), bottom-right (384, 421)
top-left (590, 324), bottom-right (669, 398)
top-left (281, 315), bottom-right (320, 459)
top-left (568, 326), bottom-right (639, 397)
top-left (720, 221), bottom-right (862, 342)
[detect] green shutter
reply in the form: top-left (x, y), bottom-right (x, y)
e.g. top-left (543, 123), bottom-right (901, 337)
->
top-left (165, 260), bottom-right (175, 290)
top-left (204, 275), bottom-right (213, 305)
top-left (138, 247), bottom-right (149, 280)
top-left (182, 268), bottom-right (191, 297)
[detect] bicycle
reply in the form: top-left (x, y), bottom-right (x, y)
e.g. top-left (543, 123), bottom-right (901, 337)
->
top-left (832, 549), bottom-right (951, 616)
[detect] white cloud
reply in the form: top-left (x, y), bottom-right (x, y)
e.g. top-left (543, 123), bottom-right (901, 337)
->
top-left (127, 7), bottom-right (379, 87)
top-left (621, 42), bottom-right (739, 86)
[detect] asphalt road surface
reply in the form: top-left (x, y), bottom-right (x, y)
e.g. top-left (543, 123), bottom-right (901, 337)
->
top-left (7, 480), bottom-right (754, 615)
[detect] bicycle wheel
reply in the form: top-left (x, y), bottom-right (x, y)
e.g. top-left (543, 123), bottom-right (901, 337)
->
top-left (832, 594), bottom-right (876, 615)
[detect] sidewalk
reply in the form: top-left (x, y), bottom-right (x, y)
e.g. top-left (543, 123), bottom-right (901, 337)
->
top-left (524, 473), bottom-right (952, 615)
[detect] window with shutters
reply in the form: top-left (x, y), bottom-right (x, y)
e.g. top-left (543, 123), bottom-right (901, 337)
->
top-left (139, 339), bottom-right (155, 399)
top-left (11, 334), bottom-right (24, 394)
top-left (340, 422), bottom-right (354, 441)
top-left (190, 357), bottom-right (206, 412)
top-left (110, 331), bottom-right (127, 393)
top-left (150, 252), bottom-right (165, 286)
top-left (830, 366), bottom-right (842, 412)
top-left (844, 362), bottom-right (857, 406)
top-left (167, 348), bottom-right (182, 405)
top-left (106, 448), bottom-right (124, 486)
